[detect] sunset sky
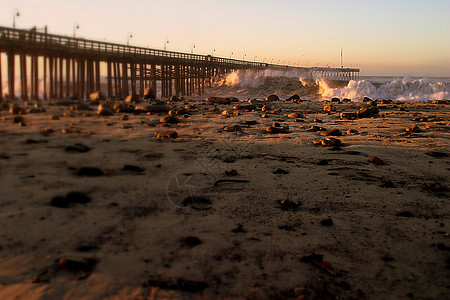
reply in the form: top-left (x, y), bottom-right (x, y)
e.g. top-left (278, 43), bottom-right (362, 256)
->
top-left (2, 0), bottom-right (450, 76)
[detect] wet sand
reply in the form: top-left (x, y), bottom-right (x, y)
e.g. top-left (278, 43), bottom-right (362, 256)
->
top-left (0, 95), bottom-right (448, 299)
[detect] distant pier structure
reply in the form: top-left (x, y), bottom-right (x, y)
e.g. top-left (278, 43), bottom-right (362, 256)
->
top-left (0, 26), bottom-right (360, 100)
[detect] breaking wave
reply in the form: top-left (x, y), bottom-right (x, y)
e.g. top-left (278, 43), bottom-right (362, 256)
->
top-left (318, 77), bottom-right (450, 101)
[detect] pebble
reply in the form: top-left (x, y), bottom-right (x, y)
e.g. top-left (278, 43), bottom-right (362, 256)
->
top-left (320, 138), bottom-right (342, 147)
top-left (155, 130), bottom-right (178, 139)
top-left (323, 105), bottom-right (333, 112)
top-left (76, 167), bottom-right (104, 177)
top-left (123, 165), bottom-right (145, 173)
top-left (65, 143), bottom-right (92, 153)
top-left (160, 115), bottom-right (180, 124)
top-left (13, 115), bottom-right (25, 124)
top-left (425, 151), bottom-right (447, 158)
top-left (288, 112), bottom-right (302, 118)
top-left (266, 126), bottom-right (289, 134)
top-left (357, 106), bottom-right (379, 118)
top-left (223, 125), bottom-right (242, 132)
top-left (321, 129), bottom-right (342, 136)
top-left (340, 112), bottom-right (358, 120)
top-left (406, 125), bottom-right (420, 132)
top-left (97, 108), bottom-right (115, 116)
top-left (266, 94), bottom-right (280, 101)
top-left (321, 218), bottom-right (333, 226)
top-left (273, 168), bottom-right (289, 174)
top-left (370, 156), bottom-right (385, 165)
top-left (347, 129), bottom-right (359, 134)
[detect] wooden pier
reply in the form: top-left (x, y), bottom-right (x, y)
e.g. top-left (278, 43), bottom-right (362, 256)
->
top-left (0, 26), bottom-right (360, 100)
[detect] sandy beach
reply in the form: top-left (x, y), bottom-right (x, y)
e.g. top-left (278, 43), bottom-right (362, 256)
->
top-left (0, 93), bottom-right (448, 299)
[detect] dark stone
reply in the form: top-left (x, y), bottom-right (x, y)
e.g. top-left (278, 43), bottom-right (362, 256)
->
top-left (396, 211), bottom-right (413, 218)
top-left (76, 167), bottom-right (104, 177)
top-left (266, 94), bottom-right (280, 101)
top-left (357, 106), bottom-right (379, 118)
top-left (225, 169), bottom-right (239, 176)
top-left (50, 196), bottom-right (70, 208)
top-left (273, 168), bottom-right (289, 174)
top-left (286, 94), bottom-right (300, 101)
top-left (65, 143), bottom-right (91, 153)
top-left (232, 224), bottom-right (246, 233)
top-left (321, 218), bottom-right (333, 226)
top-left (66, 191), bottom-right (91, 204)
top-left (425, 151), bottom-right (447, 158)
top-left (321, 129), bottom-right (342, 136)
top-left (380, 181), bottom-right (396, 188)
top-left (183, 236), bottom-right (202, 248)
top-left (122, 165), bottom-right (145, 173)
top-left (317, 159), bottom-right (329, 166)
top-left (57, 257), bottom-right (97, 273)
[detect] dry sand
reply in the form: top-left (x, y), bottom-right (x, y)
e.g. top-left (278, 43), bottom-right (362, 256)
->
top-left (0, 95), bottom-right (448, 299)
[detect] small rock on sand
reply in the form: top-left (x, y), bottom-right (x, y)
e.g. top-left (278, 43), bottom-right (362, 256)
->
top-left (155, 130), bottom-right (178, 139)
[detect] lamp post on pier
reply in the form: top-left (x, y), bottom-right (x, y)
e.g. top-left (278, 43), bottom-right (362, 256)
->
top-left (73, 23), bottom-right (80, 38)
top-left (229, 51), bottom-right (233, 59)
top-left (191, 44), bottom-right (195, 54)
top-left (164, 39), bottom-right (169, 50)
top-left (13, 9), bottom-right (20, 29)
top-left (127, 32), bottom-right (133, 45)
top-left (211, 48), bottom-right (216, 56)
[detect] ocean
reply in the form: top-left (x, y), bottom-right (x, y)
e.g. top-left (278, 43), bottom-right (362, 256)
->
top-left (208, 70), bottom-right (450, 102)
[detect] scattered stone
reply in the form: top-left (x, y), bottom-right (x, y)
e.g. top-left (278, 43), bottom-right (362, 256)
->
top-left (320, 138), bottom-right (342, 147)
top-left (160, 115), bottom-right (180, 124)
top-left (346, 129), bottom-right (359, 134)
top-left (288, 112), bottom-right (302, 118)
top-left (273, 168), bottom-right (289, 174)
top-left (65, 143), bottom-right (91, 153)
top-left (122, 165), bottom-right (145, 173)
top-left (242, 120), bottom-right (258, 125)
top-left (12, 115), bottom-right (25, 124)
top-left (66, 191), bottom-right (91, 204)
top-left (63, 111), bottom-right (76, 118)
top-left (97, 108), bottom-right (115, 116)
top-left (321, 129), bottom-right (342, 136)
top-left (279, 198), bottom-right (300, 211)
top-left (57, 257), bottom-right (97, 273)
top-left (155, 130), bottom-right (178, 139)
top-left (182, 236), bottom-right (202, 248)
top-left (232, 224), bottom-right (246, 233)
top-left (266, 126), bottom-right (289, 134)
top-left (207, 96), bottom-right (231, 104)
top-left (321, 218), bottom-right (333, 226)
top-left (380, 181), bottom-right (396, 188)
top-left (225, 169), bottom-right (239, 176)
top-left (357, 106), bottom-right (379, 118)
top-left (317, 159), bottom-right (329, 166)
top-left (421, 182), bottom-right (447, 193)
top-left (340, 112), bottom-right (358, 120)
top-left (233, 104), bottom-right (256, 111)
top-left (223, 125), bottom-right (242, 132)
top-left (431, 99), bottom-right (448, 104)
top-left (51, 191), bottom-right (91, 208)
top-left (313, 118), bottom-right (323, 123)
top-left (125, 94), bottom-right (140, 103)
top-left (89, 91), bottom-right (106, 101)
top-left (286, 94), bottom-right (300, 101)
top-left (50, 115), bottom-right (60, 120)
top-left (342, 98), bottom-right (352, 103)
top-left (425, 151), bottom-right (447, 158)
top-left (266, 94), bottom-right (280, 101)
top-left (76, 167), bottom-right (104, 177)
top-left (369, 156), bottom-right (385, 165)
top-left (307, 126), bottom-right (327, 132)
top-left (323, 105), bottom-right (334, 112)
top-left (406, 125), bottom-right (421, 133)
top-left (396, 211), bottom-right (413, 218)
